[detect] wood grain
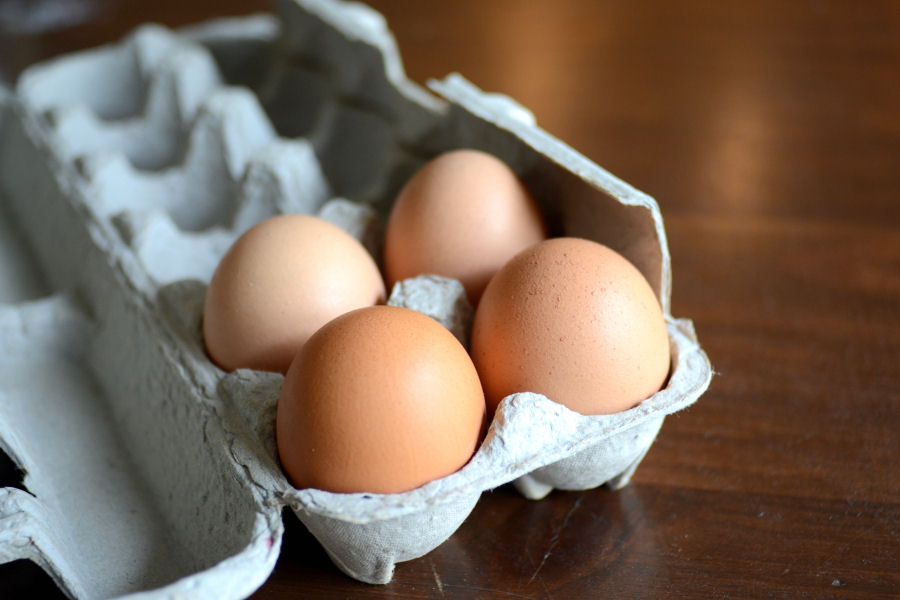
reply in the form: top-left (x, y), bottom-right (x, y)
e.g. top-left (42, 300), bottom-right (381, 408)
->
top-left (1, 1), bottom-right (898, 598)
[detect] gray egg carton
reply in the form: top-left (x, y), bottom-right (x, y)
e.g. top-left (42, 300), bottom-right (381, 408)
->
top-left (0, 0), bottom-right (712, 596)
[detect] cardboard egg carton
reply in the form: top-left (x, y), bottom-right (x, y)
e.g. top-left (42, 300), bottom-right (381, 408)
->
top-left (0, 0), bottom-right (712, 595)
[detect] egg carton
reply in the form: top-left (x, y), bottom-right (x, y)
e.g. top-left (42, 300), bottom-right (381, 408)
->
top-left (0, 0), bottom-right (712, 596)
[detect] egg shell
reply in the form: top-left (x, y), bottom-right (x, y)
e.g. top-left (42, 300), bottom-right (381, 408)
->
top-left (472, 237), bottom-right (671, 416)
top-left (203, 213), bottom-right (385, 373)
top-left (383, 148), bottom-right (546, 304)
top-left (0, 0), bottom-right (712, 595)
top-left (276, 305), bottom-right (485, 494)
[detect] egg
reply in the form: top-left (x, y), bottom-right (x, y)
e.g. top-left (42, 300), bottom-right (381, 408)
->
top-left (383, 149), bottom-right (546, 304)
top-left (471, 237), bottom-right (670, 416)
top-left (202, 214), bottom-right (385, 373)
top-left (276, 305), bottom-right (486, 494)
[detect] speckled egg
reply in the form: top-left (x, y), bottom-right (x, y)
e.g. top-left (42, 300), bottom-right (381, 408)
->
top-left (471, 237), bottom-right (670, 415)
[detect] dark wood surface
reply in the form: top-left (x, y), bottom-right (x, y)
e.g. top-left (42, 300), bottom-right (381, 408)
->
top-left (2, 1), bottom-right (898, 598)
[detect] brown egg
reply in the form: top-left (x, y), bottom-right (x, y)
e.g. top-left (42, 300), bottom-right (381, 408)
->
top-left (276, 305), bottom-right (486, 494)
top-left (471, 237), bottom-right (670, 416)
top-left (203, 214), bottom-right (385, 373)
top-left (383, 149), bottom-right (546, 304)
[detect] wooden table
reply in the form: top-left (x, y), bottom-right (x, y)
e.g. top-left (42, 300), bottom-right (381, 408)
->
top-left (2, 1), bottom-right (898, 598)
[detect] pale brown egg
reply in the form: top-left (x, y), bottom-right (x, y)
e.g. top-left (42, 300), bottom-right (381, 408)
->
top-left (276, 305), bottom-right (486, 494)
top-left (471, 237), bottom-right (670, 416)
top-left (202, 214), bottom-right (385, 373)
top-left (383, 149), bottom-right (546, 304)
